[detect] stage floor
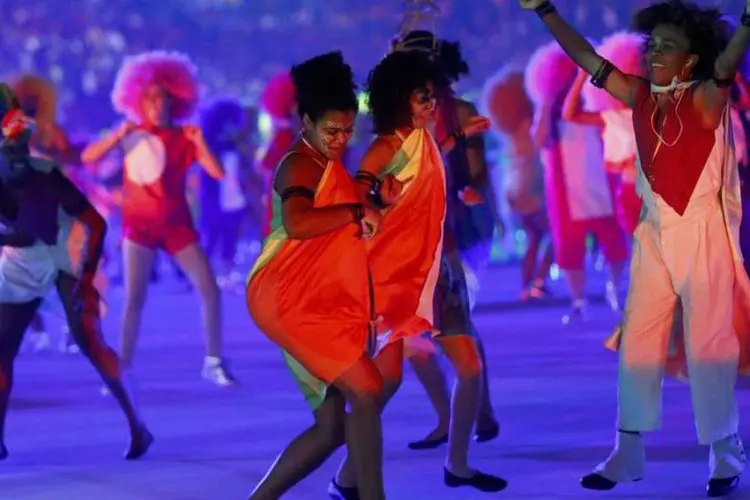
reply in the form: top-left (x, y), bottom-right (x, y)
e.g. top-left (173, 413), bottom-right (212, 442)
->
top-left (3, 266), bottom-right (749, 500)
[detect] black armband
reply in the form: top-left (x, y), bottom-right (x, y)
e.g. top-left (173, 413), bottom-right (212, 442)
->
top-left (535, 1), bottom-right (557, 19)
top-left (346, 203), bottom-right (365, 222)
top-left (590, 60), bottom-right (616, 89)
top-left (280, 186), bottom-right (315, 203)
top-left (713, 76), bottom-right (735, 88)
top-left (356, 170), bottom-right (387, 208)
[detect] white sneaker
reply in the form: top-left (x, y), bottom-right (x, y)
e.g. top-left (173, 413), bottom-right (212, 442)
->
top-left (202, 357), bottom-right (237, 387)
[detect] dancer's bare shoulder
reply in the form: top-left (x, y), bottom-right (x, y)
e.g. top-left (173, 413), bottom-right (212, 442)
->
top-left (359, 136), bottom-right (399, 175)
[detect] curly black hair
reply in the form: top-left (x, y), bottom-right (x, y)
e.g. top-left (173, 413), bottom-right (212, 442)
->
top-left (632, 0), bottom-right (731, 81)
top-left (398, 30), bottom-right (470, 83)
top-left (290, 51), bottom-right (358, 123)
top-left (365, 50), bottom-right (445, 135)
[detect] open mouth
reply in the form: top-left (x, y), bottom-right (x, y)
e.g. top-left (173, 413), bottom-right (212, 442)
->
top-left (651, 62), bottom-right (666, 69)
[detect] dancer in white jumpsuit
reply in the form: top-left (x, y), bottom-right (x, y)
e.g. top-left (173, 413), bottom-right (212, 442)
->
top-left (519, 0), bottom-right (750, 496)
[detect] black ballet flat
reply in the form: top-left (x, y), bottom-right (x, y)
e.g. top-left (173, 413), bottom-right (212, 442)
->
top-left (125, 426), bottom-right (154, 460)
top-left (444, 467), bottom-right (508, 492)
top-left (707, 476), bottom-right (739, 497)
top-left (407, 434), bottom-right (448, 450)
top-left (580, 473), bottom-right (617, 491)
top-left (474, 422), bottom-right (500, 443)
top-left (328, 478), bottom-right (360, 500)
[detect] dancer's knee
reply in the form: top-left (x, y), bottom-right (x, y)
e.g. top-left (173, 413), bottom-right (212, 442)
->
top-left (441, 335), bottom-right (483, 381)
top-left (335, 357), bottom-right (384, 414)
top-left (314, 400), bottom-right (347, 447)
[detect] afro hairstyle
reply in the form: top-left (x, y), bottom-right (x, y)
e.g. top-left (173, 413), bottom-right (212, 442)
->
top-left (290, 51), bottom-right (358, 123)
top-left (524, 41), bottom-right (578, 105)
top-left (111, 50), bottom-right (201, 123)
top-left (366, 50), bottom-right (446, 135)
top-left (397, 30), bottom-right (470, 83)
top-left (632, 0), bottom-right (730, 81)
top-left (482, 66), bottom-right (534, 134)
top-left (583, 32), bottom-right (645, 112)
top-left (259, 72), bottom-right (296, 119)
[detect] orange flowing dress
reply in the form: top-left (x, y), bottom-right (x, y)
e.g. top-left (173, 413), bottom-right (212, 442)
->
top-left (246, 144), bottom-right (372, 408)
top-left (366, 128), bottom-right (446, 343)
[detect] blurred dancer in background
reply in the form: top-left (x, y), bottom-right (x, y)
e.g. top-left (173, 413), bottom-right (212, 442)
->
top-left (82, 51), bottom-right (234, 386)
top-left (525, 41), bottom-right (628, 323)
top-left (483, 66), bottom-right (553, 299)
top-left (0, 85), bottom-right (152, 460)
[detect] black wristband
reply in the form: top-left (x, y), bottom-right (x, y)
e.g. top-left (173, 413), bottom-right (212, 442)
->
top-left (348, 203), bottom-right (365, 222)
top-left (452, 129), bottom-right (466, 144)
top-left (535, 1), bottom-right (557, 19)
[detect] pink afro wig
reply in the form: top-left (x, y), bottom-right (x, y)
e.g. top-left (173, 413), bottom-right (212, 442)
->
top-left (524, 41), bottom-right (578, 105)
top-left (260, 72), bottom-right (296, 119)
top-left (583, 32), bottom-right (645, 112)
top-left (482, 66), bottom-right (534, 134)
top-left (111, 50), bottom-right (200, 123)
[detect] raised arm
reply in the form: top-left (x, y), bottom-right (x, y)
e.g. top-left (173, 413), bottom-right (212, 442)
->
top-left (562, 70), bottom-right (605, 126)
top-left (519, 0), bottom-right (642, 107)
top-left (694, 2), bottom-right (750, 128)
top-left (184, 126), bottom-right (224, 180)
top-left (276, 154), bottom-right (367, 240)
top-left (531, 102), bottom-right (553, 149)
top-left (456, 100), bottom-right (491, 188)
top-left (81, 121), bottom-right (134, 164)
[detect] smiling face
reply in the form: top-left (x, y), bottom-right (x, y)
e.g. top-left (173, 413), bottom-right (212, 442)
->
top-left (410, 81), bottom-right (436, 129)
top-left (303, 109), bottom-right (356, 161)
top-left (645, 24), bottom-right (697, 86)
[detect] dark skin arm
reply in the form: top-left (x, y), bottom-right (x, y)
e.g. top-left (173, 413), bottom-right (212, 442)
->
top-left (275, 154), bottom-right (358, 240)
top-left (523, 1), bottom-right (643, 107)
top-left (47, 169), bottom-right (107, 277)
top-left (694, 12), bottom-right (750, 129)
top-left (355, 136), bottom-right (400, 205)
top-left (456, 100), bottom-right (490, 188)
top-left (562, 70), bottom-right (605, 126)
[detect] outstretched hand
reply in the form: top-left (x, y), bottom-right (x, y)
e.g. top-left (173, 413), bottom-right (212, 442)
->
top-left (518, 0), bottom-right (546, 9)
top-left (462, 116), bottom-right (491, 137)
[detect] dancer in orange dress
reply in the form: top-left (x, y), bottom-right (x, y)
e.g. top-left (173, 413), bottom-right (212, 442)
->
top-left (246, 52), bottom-right (386, 500)
top-left (329, 47), bottom-right (506, 498)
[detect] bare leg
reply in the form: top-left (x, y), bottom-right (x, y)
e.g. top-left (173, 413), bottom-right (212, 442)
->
top-left (439, 334), bottom-right (507, 491)
top-left (407, 351), bottom-right (451, 445)
top-left (119, 240), bottom-right (156, 368)
top-left (439, 335), bottom-right (481, 475)
top-left (250, 389), bottom-right (347, 499)
top-left (472, 331), bottom-right (498, 436)
top-left (0, 300), bottom-right (41, 458)
top-left (172, 243), bottom-right (222, 358)
top-left (335, 340), bottom-right (404, 488)
top-left (56, 273), bottom-right (152, 459)
top-left (331, 355), bottom-right (386, 500)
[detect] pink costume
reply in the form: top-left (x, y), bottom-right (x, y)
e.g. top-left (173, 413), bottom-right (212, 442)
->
top-left (111, 51), bottom-right (201, 255)
top-left (525, 43), bottom-right (628, 270)
top-left (582, 32), bottom-right (645, 235)
top-left (605, 80), bottom-right (750, 477)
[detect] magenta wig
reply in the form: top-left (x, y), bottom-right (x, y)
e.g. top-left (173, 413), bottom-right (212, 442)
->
top-left (199, 97), bottom-right (245, 152)
top-left (524, 42), bottom-right (578, 105)
top-left (111, 50), bottom-right (200, 123)
top-left (260, 72), bottom-right (296, 119)
top-left (583, 32), bottom-right (645, 112)
top-left (482, 66), bottom-right (534, 135)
